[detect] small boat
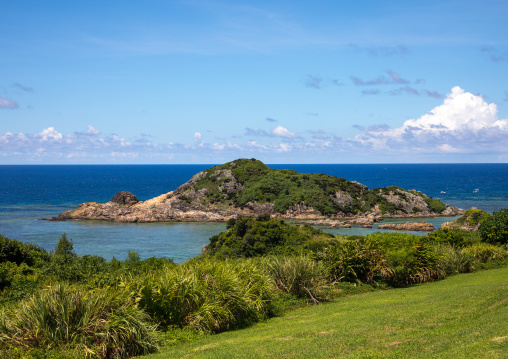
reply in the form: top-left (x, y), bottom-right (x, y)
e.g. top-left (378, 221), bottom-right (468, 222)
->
top-left (473, 189), bottom-right (479, 193)
top-left (440, 191), bottom-right (446, 194)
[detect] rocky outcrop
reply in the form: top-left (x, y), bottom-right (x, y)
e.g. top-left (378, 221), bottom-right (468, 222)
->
top-left (332, 191), bottom-right (353, 207)
top-left (378, 222), bottom-right (436, 231)
top-left (111, 191), bottom-right (138, 206)
top-left (440, 208), bottom-right (490, 231)
top-left (44, 159), bottom-right (464, 223)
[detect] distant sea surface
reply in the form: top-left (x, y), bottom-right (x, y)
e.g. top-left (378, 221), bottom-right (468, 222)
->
top-left (1, 164), bottom-right (507, 262)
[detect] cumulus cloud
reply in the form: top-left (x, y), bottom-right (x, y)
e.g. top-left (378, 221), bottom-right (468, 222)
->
top-left (36, 127), bottom-right (64, 142)
top-left (0, 97), bottom-right (19, 109)
top-left (87, 125), bottom-right (101, 135)
top-left (353, 86), bottom-right (508, 154)
top-left (193, 132), bottom-right (202, 143)
top-left (271, 125), bottom-right (296, 138)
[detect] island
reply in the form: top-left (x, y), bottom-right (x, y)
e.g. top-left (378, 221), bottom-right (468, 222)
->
top-left (44, 158), bottom-right (464, 224)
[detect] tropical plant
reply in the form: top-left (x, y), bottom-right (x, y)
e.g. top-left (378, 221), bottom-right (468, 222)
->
top-left (260, 255), bottom-right (326, 303)
top-left (323, 238), bottom-right (393, 284)
top-left (0, 283), bottom-right (158, 358)
top-left (461, 242), bottom-right (508, 263)
top-left (54, 233), bottom-right (75, 257)
top-left (479, 208), bottom-right (508, 244)
top-left (127, 259), bottom-right (275, 333)
top-left (434, 244), bottom-right (475, 275)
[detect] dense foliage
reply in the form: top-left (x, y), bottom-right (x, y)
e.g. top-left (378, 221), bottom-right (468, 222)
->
top-left (192, 158), bottom-right (449, 215)
top-left (206, 216), bottom-right (334, 258)
top-left (454, 208), bottom-right (491, 227)
top-left (480, 209), bottom-right (508, 244)
top-left (1, 207), bottom-right (507, 357)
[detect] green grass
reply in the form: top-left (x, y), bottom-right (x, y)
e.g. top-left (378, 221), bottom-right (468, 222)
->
top-left (143, 266), bottom-right (508, 358)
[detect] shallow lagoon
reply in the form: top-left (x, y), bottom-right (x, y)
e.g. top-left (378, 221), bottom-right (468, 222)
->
top-left (1, 163), bottom-right (506, 262)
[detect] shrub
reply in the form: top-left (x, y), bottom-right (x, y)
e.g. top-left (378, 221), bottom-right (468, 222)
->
top-left (454, 208), bottom-right (491, 227)
top-left (323, 238), bottom-right (393, 284)
top-left (461, 243), bottom-right (508, 263)
top-left (388, 241), bottom-right (443, 287)
top-left (427, 228), bottom-right (481, 247)
top-left (206, 217), bottom-right (331, 258)
top-left (260, 255), bottom-right (326, 303)
top-left (128, 259), bottom-right (275, 333)
top-left (479, 209), bottom-right (508, 244)
top-left (424, 197), bottom-right (447, 213)
top-left (434, 244), bottom-right (475, 275)
top-left (0, 283), bottom-right (158, 358)
top-left (0, 235), bottom-right (49, 267)
top-left (54, 233), bottom-right (75, 257)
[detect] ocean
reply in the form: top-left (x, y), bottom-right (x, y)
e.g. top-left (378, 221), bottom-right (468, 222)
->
top-left (1, 163), bottom-right (507, 263)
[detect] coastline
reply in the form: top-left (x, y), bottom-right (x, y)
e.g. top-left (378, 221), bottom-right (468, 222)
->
top-left (1, 163), bottom-right (506, 262)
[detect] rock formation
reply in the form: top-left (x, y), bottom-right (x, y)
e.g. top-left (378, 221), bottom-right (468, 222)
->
top-left (378, 222), bottom-right (436, 231)
top-left (43, 158), bottom-right (464, 223)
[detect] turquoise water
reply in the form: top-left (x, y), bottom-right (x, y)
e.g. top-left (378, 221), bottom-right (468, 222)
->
top-left (1, 164), bottom-right (507, 262)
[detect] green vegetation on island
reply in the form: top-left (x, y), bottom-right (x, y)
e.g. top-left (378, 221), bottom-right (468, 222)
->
top-left (190, 158), bottom-right (453, 216)
top-left (1, 209), bottom-right (507, 357)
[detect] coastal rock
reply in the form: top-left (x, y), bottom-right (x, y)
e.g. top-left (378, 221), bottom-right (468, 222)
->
top-left (111, 191), bottom-right (138, 206)
top-left (440, 208), bottom-right (490, 231)
top-left (332, 191), bottom-right (353, 207)
top-left (378, 221), bottom-right (435, 231)
top-left (45, 158), bottom-right (464, 224)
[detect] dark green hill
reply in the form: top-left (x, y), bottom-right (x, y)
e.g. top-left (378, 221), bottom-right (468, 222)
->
top-left (185, 158), bottom-right (460, 217)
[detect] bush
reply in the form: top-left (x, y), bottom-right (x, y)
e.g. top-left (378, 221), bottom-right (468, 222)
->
top-left (0, 235), bottom-right (49, 267)
top-left (54, 233), bottom-right (75, 257)
top-left (260, 255), bottom-right (326, 303)
top-left (323, 238), bottom-right (393, 284)
top-left (479, 209), bottom-right (508, 244)
top-left (434, 244), bottom-right (475, 275)
top-left (206, 217), bottom-right (331, 258)
top-left (454, 208), bottom-right (491, 227)
top-left (461, 243), bottom-right (508, 263)
top-left (0, 283), bottom-right (158, 358)
top-left (128, 259), bottom-right (275, 333)
top-left (424, 197), bottom-right (447, 213)
top-left (427, 228), bottom-right (481, 247)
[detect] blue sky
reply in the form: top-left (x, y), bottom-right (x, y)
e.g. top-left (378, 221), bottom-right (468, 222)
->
top-left (1, 0), bottom-right (507, 164)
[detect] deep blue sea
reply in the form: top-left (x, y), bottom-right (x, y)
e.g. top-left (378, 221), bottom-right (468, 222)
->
top-left (1, 164), bottom-right (507, 263)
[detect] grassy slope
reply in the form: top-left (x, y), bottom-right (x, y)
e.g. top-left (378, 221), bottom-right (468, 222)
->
top-left (145, 267), bottom-right (508, 359)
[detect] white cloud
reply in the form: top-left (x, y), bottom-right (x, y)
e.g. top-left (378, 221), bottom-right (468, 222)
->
top-left (194, 132), bottom-right (202, 143)
top-left (354, 86), bottom-right (508, 154)
top-left (276, 143), bottom-right (292, 152)
top-left (211, 143), bottom-right (225, 150)
top-left (86, 125), bottom-right (101, 135)
top-left (271, 125), bottom-right (296, 138)
top-left (0, 97), bottom-right (19, 109)
top-left (37, 127), bottom-right (63, 142)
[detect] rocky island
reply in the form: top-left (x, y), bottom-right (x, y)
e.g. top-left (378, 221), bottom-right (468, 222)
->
top-left (45, 158), bottom-right (464, 224)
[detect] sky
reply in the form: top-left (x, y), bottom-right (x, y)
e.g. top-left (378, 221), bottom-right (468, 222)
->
top-left (1, 0), bottom-right (508, 164)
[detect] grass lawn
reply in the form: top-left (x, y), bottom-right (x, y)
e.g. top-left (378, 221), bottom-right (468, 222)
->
top-left (143, 266), bottom-right (508, 358)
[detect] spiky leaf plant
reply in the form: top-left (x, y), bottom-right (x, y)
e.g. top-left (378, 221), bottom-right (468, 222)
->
top-left (0, 283), bottom-right (157, 358)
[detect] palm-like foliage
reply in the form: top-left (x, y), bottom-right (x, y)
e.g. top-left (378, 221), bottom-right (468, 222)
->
top-left (0, 283), bottom-right (157, 358)
top-left (127, 259), bottom-right (275, 333)
top-left (260, 255), bottom-right (326, 303)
